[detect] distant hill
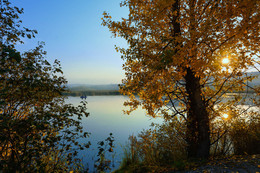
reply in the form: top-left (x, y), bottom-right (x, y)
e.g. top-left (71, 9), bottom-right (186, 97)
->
top-left (247, 72), bottom-right (260, 86)
top-left (67, 84), bottom-right (119, 91)
top-left (64, 72), bottom-right (259, 96)
top-left (63, 84), bottom-right (120, 96)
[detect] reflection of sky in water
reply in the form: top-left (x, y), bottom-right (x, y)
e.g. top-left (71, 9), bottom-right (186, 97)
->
top-left (66, 96), bottom-right (163, 171)
top-left (66, 94), bottom-right (259, 171)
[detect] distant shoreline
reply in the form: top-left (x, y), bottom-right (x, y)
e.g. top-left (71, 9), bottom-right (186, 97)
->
top-left (62, 90), bottom-right (257, 96)
top-left (62, 90), bottom-right (121, 96)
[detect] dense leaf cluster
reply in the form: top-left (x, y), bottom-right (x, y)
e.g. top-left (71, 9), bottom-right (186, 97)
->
top-left (103, 0), bottom-right (260, 159)
top-left (0, 1), bottom-right (90, 172)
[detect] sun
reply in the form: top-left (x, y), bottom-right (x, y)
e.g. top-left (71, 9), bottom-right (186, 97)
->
top-left (223, 113), bottom-right (229, 119)
top-left (222, 58), bottom-right (230, 64)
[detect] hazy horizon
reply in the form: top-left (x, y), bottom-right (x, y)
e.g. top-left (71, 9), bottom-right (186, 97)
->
top-left (67, 71), bottom-right (259, 86)
top-left (11, 1), bottom-right (260, 85)
top-left (13, 0), bottom-right (128, 85)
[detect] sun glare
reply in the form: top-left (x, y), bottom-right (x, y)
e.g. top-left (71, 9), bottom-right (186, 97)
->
top-left (223, 113), bottom-right (229, 119)
top-left (222, 58), bottom-right (230, 64)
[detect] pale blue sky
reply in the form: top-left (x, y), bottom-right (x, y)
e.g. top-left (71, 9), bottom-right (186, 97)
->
top-left (14, 0), bottom-right (128, 84)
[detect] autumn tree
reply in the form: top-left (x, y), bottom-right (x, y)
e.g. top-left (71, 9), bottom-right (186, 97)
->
top-left (103, 0), bottom-right (260, 159)
top-left (0, 1), bottom-right (89, 171)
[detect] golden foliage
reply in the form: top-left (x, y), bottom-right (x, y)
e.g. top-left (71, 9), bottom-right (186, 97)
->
top-left (103, 0), bottom-right (260, 132)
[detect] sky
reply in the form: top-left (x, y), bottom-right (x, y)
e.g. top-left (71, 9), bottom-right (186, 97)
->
top-left (13, 0), bottom-right (129, 84)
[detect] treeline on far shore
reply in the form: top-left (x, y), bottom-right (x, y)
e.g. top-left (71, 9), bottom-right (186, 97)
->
top-left (63, 89), bottom-right (258, 97)
top-left (63, 90), bottom-right (257, 97)
top-left (62, 90), bottom-right (121, 96)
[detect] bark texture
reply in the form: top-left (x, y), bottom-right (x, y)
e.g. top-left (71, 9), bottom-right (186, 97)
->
top-left (185, 68), bottom-right (210, 159)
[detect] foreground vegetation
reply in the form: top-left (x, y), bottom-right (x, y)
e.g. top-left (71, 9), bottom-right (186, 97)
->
top-left (1, 0), bottom-right (260, 172)
top-left (0, 1), bottom-right (90, 172)
top-left (116, 112), bottom-right (260, 172)
top-left (103, 0), bottom-right (260, 160)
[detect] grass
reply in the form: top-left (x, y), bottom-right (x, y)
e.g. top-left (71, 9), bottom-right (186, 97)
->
top-left (114, 112), bottom-right (260, 172)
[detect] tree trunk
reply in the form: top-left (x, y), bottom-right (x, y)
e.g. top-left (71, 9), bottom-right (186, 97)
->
top-left (185, 68), bottom-right (210, 159)
top-left (170, 0), bottom-right (210, 159)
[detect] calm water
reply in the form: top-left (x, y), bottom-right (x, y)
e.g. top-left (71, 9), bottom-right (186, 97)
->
top-left (66, 94), bottom-right (259, 171)
top-left (66, 96), bottom-right (163, 171)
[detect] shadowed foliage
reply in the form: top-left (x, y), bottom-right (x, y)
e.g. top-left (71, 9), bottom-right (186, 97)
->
top-left (0, 1), bottom-right (90, 172)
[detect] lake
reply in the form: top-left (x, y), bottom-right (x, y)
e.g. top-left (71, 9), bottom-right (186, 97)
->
top-left (66, 96), bottom-right (163, 171)
top-left (66, 94), bottom-right (259, 172)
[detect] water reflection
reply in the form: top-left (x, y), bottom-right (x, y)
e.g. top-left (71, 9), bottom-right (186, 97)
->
top-left (66, 96), bottom-right (163, 171)
top-left (66, 94), bottom-right (259, 171)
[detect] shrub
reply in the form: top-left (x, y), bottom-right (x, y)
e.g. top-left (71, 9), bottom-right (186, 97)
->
top-left (117, 118), bottom-right (187, 172)
top-left (0, 2), bottom-right (90, 170)
top-left (229, 114), bottom-right (260, 155)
